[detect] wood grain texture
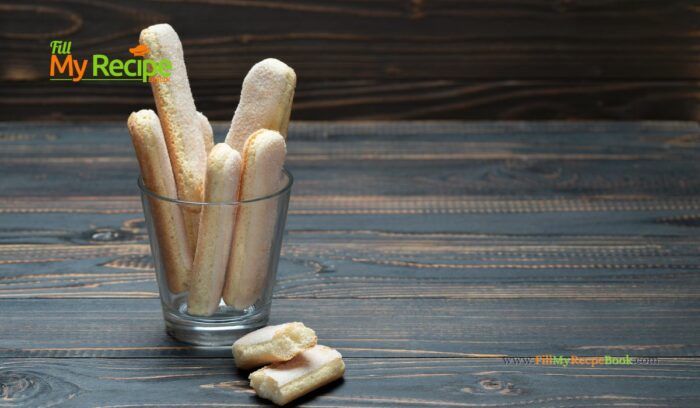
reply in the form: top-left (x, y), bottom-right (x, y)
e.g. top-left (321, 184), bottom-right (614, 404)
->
top-left (1, 358), bottom-right (699, 407)
top-left (2, 1), bottom-right (700, 120)
top-left (0, 122), bottom-right (699, 303)
top-left (1, 298), bottom-right (699, 358)
top-left (3, 230), bottom-right (700, 300)
top-left (1, 121), bottom-right (700, 405)
top-left (5, 80), bottom-right (700, 121)
top-left (1, 121), bottom-right (700, 197)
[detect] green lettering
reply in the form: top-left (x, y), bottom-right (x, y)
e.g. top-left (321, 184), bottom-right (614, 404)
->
top-left (93, 54), bottom-right (109, 76)
top-left (50, 41), bottom-right (62, 55)
top-left (124, 59), bottom-right (137, 76)
top-left (109, 59), bottom-right (124, 76)
top-left (158, 59), bottom-right (172, 77)
top-left (142, 59), bottom-right (157, 82)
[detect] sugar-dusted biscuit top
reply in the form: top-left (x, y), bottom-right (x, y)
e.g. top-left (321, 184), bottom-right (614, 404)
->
top-left (233, 322), bottom-right (317, 369)
top-left (139, 23), bottom-right (208, 251)
top-left (225, 58), bottom-right (296, 152)
top-left (249, 345), bottom-right (345, 406)
top-left (138, 23), bottom-right (207, 203)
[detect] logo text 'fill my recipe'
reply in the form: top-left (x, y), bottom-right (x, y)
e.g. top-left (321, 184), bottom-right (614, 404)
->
top-left (49, 40), bottom-right (171, 83)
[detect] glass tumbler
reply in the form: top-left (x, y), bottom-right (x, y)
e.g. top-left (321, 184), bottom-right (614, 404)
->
top-left (138, 169), bottom-right (292, 346)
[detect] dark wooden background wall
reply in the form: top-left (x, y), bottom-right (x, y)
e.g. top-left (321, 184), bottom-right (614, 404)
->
top-left (1, 0), bottom-right (699, 121)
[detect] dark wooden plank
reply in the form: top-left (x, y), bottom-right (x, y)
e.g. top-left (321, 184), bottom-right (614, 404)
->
top-left (3, 1), bottom-right (700, 120)
top-left (1, 117), bottom-right (699, 408)
top-left (1, 298), bottom-right (698, 358)
top-left (1, 122), bottom-right (700, 301)
top-left (2, 227), bottom-right (700, 299)
top-left (1, 357), bottom-right (699, 407)
top-left (1, 121), bottom-right (700, 197)
top-left (4, 1), bottom-right (699, 81)
top-left (5, 80), bottom-right (700, 121)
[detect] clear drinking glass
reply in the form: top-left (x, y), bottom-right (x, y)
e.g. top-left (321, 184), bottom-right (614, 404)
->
top-left (138, 169), bottom-right (292, 346)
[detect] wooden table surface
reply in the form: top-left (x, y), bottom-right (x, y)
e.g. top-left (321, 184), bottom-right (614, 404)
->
top-left (1, 121), bottom-right (699, 407)
top-left (5, 1), bottom-right (700, 122)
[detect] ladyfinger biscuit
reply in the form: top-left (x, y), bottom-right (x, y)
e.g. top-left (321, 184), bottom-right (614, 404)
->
top-left (187, 144), bottom-right (242, 316)
top-left (128, 109), bottom-right (192, 293)
top-left (249, 345), bottom-right (345, 406)
top-left (223, 130), bottom-right (287, 309)
top-left (233, 322), bottom-right (317, 369)
top-left (140, 23), bottom-right (207, 250)
top-left (224, 58), bottom-right (296, 152)
top-left (197, 111), bottom-right (215, 154)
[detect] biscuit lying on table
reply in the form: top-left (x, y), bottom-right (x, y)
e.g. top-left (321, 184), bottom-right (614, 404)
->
top-left (249, 345), bottom-right (345, 406)
top-left (233, 322), bottom-right (316, 369)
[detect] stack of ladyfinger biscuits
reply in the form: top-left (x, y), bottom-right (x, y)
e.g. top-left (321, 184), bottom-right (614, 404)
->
top-left (128, 23), bottom-right (296, 315)
top-left (233, 322), bottom-right (345, 406)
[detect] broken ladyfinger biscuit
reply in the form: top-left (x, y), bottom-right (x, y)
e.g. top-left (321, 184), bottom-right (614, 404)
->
top-left (187, 143), bottom-right (242, 317)
top-left (233, 322), bottom-right (317, 370)
top-left (128, 109), bottom-right (192, 293)
top-left (222, 129), bottom-right (287, 310)
top-left (249, 345), bottom-right (345, 406)
top-left (224, 58), bottom-right (296, 152)
top-left (140, 23), bottom-right (208, 252)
